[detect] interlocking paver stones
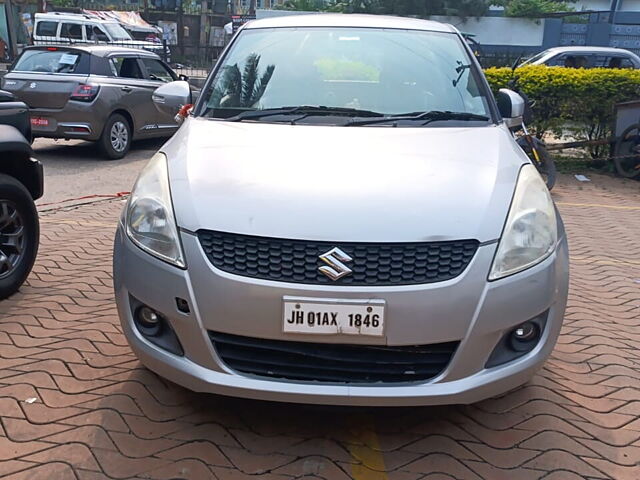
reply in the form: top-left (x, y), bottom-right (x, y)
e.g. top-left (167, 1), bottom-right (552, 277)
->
top-left (0, 174), bottom-right (639, 479)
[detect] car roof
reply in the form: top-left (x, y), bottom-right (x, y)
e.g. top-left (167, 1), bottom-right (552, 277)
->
top-left (35, 12), bottom-right (118, 24)
top-left (244, 14), bottom-right (456, 33)
top-left (543, 46), bottom-right (636, 55)
top-left (23, 44), bottom-right (158, 58)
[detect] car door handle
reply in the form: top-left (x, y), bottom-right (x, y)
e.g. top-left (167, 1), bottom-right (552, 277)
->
top-left (121, 86), bottom-right (132, 93)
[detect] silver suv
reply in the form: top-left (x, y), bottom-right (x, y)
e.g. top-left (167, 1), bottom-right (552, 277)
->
top-left (1, 45), bottom-right (182, 159)
top-left (114, 14), bottom-right (569, 406)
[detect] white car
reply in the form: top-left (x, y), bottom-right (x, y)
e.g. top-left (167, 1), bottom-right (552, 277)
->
top-left (520, 46), bottom-right (640, 69)
top-left (33, 12), bottom-right (166, 57)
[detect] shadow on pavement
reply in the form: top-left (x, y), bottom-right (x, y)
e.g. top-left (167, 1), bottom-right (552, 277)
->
top-left (33, 137), bottom-right (166, 161)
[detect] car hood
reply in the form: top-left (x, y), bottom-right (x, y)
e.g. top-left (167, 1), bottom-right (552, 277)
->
top-left (163, 118), bottom-right (528, 243)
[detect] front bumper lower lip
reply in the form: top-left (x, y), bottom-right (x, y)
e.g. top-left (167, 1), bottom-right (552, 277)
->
top-left (113, 225), bottom-right (569, 406)
top-left (130, 345), bottom-right (543, 407)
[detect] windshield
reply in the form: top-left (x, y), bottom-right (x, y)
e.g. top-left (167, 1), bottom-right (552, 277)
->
top-left (103, 23), bottom-right (132, 41)
top-left (199, 27), bottom-right (492, 124)
top-left (12, 49), bottom-right (87, 74)
top-left (519, 51), bottom-right (548, 66)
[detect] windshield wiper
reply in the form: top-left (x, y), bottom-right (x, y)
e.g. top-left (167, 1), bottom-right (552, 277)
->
top-left (223, 105), bottom-right (385, 122)
top-left (345, 110), bottom-right (489, 127)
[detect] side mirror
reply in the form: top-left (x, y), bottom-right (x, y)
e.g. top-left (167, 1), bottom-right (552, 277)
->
top-left (0, 89), bottom-right (17, 102)
top-left (152, 80), bottom-right (191, 116)
top-left (178, 73), bottom-right (189, 82)
top-left (496, 88), bottom-right (525, 128)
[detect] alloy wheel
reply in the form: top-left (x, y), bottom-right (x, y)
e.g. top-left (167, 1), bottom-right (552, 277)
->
top-left (0, 200), bottom-right (25, 279)
top-left (110, 121), bottom-right (129, 153)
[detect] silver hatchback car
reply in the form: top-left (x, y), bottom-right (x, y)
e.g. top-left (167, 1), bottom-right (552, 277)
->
top-left (113, 14), bottom-right (569, 406)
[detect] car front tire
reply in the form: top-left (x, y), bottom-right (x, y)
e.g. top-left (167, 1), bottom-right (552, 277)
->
top-left (99, 113), bottom-right (132, 160)
top-left (0, 174), bottom-right (39, 300)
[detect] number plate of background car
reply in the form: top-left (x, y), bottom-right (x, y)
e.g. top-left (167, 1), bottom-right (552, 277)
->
top-left (283, 297), bottom-right (385, 336)
top-left (30, 117), bottom-right (48, 127)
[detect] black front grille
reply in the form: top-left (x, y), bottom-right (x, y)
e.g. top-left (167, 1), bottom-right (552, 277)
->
top-left (210, 332), bottom-right (459, 384)
top-left (197, 231), bottom-right (478, 286)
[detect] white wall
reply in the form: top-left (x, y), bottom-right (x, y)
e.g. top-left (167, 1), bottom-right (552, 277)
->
top-left (430, 15), bottom-right (545, 46)
top-left (254, 11), bottom-right (546, 47)
top-left (256, 9), bottom-right (322, 19)
top-left (572, 0), bottom-right (613, 10)
top-left (572, 0), bottom-right (640, 11)
top-left (619, 0), bottom-right (640, 11)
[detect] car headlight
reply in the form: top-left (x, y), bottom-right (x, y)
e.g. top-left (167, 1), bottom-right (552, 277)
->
top-left (489, 165), bottom-right (557, 280)
top-left (125, 152), bottom-right (185, 268)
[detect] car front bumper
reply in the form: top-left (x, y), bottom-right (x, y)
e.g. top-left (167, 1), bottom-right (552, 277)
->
top-left (113, 224), bottom-right (569, 406)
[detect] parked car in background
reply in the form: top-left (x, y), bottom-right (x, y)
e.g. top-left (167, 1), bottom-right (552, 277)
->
top-left (0, 90), bottom-right (43, 299)
top-left (118, 21), bottom-right (169, 62)
top-left (520, 46), bottom-right (640, 68)
top-left (33, 12), bottom-right (166, 58)
top-left (1, 45), bottom-right (184, 159)
top-left (123, 22), bottom-right (162, 44)
top-left (114, 14), bottom-right (569, 406)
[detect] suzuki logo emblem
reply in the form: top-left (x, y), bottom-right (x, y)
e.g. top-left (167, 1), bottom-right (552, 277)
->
top-left (318, 247), bottom-right (353, 281)
top-left (29, 82), bottom-right (37, 89)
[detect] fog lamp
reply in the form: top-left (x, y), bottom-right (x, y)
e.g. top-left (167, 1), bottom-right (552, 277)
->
top-left (136, 306), bottom-right (162, 336)
top-left (510, 321), bottom-right (540, 351)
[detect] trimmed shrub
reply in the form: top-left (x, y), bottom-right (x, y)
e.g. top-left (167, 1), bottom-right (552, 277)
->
top-left (484, 65), bottom-right (640, 157)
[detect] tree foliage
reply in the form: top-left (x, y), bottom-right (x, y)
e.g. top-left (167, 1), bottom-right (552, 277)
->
top-left (279, 0), bottom-right (575, 18)
top-left (275, 0), bottom-right (326, 11)
top-left (494, 0), bottom-right (576, 17)
top-left (281, 0), bottom-right (491, 18)
top-left (485, 65), bottom-right (640, 157)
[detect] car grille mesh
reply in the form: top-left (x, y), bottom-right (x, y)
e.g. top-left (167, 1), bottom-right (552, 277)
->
top-left (197, 231), bottom-right (479, 286)
top-left (209, 331), bottom-right (459, 384)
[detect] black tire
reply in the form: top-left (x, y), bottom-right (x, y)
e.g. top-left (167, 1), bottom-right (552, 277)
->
top-left (614, 123), bottom-right (640, 179)
top-left (517, 136), bottom-right (557, 191)
top-left (0, 174), bottom-right (39, 300)
top-left (98, 113), bottom-right (131, 160)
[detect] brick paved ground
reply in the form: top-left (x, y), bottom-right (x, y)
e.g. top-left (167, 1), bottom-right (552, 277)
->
top-left (1, 174), bottom-right (639, 480)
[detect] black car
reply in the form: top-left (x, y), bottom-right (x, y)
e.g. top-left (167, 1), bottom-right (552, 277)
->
top-left (0, 89), bottom-right (43, 299)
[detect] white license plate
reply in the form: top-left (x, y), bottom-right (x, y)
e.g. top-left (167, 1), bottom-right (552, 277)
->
top-left (283, 297), bottom-right (385, 337)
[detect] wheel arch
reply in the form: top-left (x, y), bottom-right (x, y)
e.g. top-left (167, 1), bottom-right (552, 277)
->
top-left (109, 109), bottom-right (135, 136)
top-left (0, 125), bottom-right (44, 200)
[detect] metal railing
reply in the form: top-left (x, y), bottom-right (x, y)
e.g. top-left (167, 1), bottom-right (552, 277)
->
top-left (476, 51), bottom-right (528, 69)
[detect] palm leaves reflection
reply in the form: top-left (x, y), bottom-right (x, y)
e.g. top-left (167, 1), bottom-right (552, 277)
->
top-left (211, 53), bottom-right (276, 109)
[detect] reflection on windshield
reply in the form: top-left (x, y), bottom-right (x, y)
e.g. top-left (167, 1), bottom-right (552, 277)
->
top-left (104, 23), bottom-right (132, 41)
top-left (519, 51), bottom-right (546, 67)
top-left (200, 27), bottom-right (491, 123)
top-left (209, 53), bottom-right (275, 109)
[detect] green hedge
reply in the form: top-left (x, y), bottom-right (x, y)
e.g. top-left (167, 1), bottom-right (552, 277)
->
top-left (484, 65), bottom-right (640, 157)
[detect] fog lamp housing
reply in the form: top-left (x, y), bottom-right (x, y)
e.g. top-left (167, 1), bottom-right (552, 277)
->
top-left (130, 296), bottom-right (184, 356)
top-left (485, 312), bottom-right (547, 368)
